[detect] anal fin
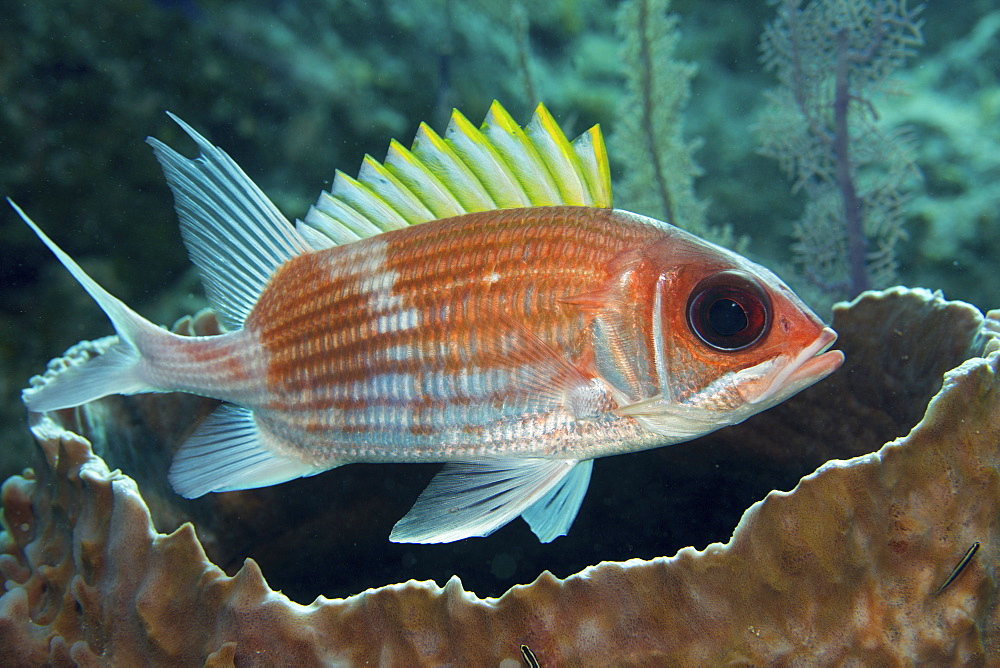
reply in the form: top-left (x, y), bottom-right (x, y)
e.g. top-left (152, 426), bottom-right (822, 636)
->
top-left (389, 457), bottom-right (592, 544)
top-left (521, 459), bottom-right (593, 542)
top-left (169, 404), bottom-right (328, 498)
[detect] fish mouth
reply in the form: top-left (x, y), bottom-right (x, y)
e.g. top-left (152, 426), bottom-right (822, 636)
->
top-left (747, 327), bottom-right (844, 405)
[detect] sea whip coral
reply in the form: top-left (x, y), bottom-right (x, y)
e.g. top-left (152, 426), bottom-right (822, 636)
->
top-left (2, 287), bottom-right (999, 664)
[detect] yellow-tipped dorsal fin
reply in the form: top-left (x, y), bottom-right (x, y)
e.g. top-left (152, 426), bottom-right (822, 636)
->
top-left (299, 101), bottom-right (612, 247)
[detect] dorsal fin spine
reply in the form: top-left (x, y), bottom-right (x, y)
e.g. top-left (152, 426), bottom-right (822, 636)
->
top-left (446, 110), bottom-right (530, 208)
top-left (411, 122), bottom-right (496, 210)
top-left (332, 170), bottom-right (409, 232)
top-left (526, 105), bottom-right (588, 205)
top-left (384, 138), bottom-right (464, 218)
top-left (299, 101), bottom-right (614, 247)
top-left (315, 189), bottom-right (383, 238)
top-left (482, 102), bottom-right (561, 205)
top-left (358, 155), bottom-right (435, 223)
top-left (577, 125), bottom-right (612, 207)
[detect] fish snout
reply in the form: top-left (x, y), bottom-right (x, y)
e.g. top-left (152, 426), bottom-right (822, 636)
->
top-left (741, 326), bottom-right (844, 406)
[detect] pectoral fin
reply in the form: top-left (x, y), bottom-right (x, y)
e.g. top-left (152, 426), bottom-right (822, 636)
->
top-left (483, 309), bottom-right (608, 420)
top-left (389, 458), bottom-right (592, 544)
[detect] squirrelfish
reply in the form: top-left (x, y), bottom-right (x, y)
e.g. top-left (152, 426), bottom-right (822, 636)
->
top-left (13, 102), bottom-right (843, 544)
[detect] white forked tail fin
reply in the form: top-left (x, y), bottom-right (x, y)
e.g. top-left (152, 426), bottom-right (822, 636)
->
top-left (11, 199), bottom-right (164, 411)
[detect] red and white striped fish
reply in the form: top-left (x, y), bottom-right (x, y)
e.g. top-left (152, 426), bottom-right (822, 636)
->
top-left (13, 102), bottom-right (843, 543)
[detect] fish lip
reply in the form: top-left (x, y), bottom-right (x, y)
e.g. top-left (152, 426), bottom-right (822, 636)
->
top-left (750, 327), bottom-right (844, 405)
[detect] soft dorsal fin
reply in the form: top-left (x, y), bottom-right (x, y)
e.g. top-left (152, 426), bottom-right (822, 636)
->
top-left (147, 114), bottom-right (313, 330)
top-left (301, 101), bottom-right (612, 248)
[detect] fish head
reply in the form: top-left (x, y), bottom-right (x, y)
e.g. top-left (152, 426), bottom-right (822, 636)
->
top-left (606, 213), bottom-right (844, 440)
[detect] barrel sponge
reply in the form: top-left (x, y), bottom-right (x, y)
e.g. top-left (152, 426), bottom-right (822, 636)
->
top-left (2, 289), bottom-right (999, 664)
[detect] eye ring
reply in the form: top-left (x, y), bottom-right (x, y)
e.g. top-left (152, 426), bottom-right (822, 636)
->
top-left (686, 271), bottom-right (771, 351)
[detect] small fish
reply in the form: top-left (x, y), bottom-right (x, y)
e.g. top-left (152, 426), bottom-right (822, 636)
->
top-left (934, 541), bottom-right (980, 595)
top-left (521, 644), bottom-right (540, 668)
top-left (12, 102), bottom-right (844, 544)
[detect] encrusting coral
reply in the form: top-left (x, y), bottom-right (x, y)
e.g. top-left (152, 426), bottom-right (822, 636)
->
top-left (2, 287), bottom-right (1000, 664)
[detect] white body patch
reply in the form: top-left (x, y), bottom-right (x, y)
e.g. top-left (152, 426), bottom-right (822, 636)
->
top-left (384, 343), bottom-right (416, 362)
top-left (336, 237), bottom-right (418, 334)
top-left (376, 308), bottom-right (420, 334)
top-left (347, 373), bottom-right (418, 403)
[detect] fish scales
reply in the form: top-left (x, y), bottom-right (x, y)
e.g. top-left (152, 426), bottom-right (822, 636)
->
top-left (140, 328), bottom-right (263, 402)
top-left (248, 207), bottom-right (660, 459)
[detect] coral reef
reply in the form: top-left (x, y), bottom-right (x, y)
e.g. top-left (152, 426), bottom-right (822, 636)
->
top-left (3, 287), bottom-right (1000, 664)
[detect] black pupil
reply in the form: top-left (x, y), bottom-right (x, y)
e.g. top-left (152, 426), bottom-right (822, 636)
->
top-left (686, 271), bottom-right (771, 351)
top-left (707, 298), bottom-right (747, 336)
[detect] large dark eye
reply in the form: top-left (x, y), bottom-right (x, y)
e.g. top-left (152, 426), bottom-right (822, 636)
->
top-left (687, 271), bottom-right (771, 351)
